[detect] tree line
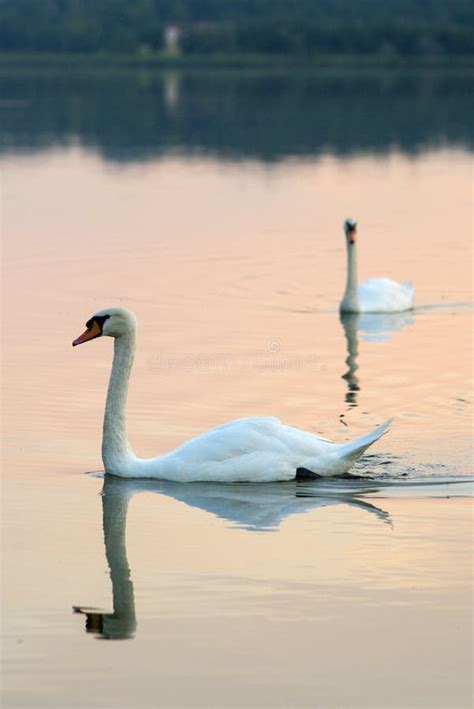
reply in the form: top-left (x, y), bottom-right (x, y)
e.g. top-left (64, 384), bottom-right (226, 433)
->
top-left (1, 0), bottom-right (473, 58)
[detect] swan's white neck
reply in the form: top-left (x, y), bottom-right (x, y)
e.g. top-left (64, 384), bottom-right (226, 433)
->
top-left (102, 332), bottom-right (136, 473)
top-left (340, 240), bottom-right (359, 312)
top-left (101, 328), bottom-right (178, 480)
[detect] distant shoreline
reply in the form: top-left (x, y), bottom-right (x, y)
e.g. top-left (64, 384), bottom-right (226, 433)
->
top-left (1, 51), bottom-right (473, 72)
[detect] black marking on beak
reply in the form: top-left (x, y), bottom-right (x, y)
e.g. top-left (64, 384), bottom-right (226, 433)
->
top-left (85, 314), bottom-right (110, 332)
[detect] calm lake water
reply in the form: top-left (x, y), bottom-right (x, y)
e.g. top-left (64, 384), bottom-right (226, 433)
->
top-left (2, 68), bottom-right (473, 708)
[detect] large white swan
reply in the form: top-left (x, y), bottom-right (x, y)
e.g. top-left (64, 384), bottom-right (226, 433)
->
top-left (340, 219), bottom-right (414, 313)
top-left (72, 307), bottom-right (392, 481)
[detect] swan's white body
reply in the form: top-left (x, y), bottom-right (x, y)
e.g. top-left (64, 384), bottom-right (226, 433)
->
top-left (355, 277), bottom-right (414, 313)
top-left (340, 219), bottom-right (414, 313)
top-left (73, 307), bottom-right (391, 482)
top-left (124, 415), bottom-right (391, 482)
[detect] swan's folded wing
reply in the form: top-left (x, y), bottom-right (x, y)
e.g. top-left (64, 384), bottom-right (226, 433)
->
top-left (205, 416), bottom-right (282, 434)
top-left (156, 418), bottom-right (342, 482)
top-left (169, 416), bottom-right (286, 464)
top-left (358, 278), bottom-right (413, 312)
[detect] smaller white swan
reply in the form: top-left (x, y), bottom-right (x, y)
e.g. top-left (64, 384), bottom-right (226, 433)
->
top-left (73, 307), bottom-right (392, 481)
top-left (340, 219), bottom-right (414, 313)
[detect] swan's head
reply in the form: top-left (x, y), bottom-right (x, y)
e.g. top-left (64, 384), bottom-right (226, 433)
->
top-left (344, 218), bottom-right (357, 244)
top-left (72, 307), bottom-right (136, 346)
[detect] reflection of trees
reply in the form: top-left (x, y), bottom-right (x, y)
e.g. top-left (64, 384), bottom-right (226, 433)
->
top-left (1, 70), bottom-right (472, 164)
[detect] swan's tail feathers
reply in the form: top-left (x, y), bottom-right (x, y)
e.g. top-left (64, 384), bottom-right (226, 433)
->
top-left (339, 418), bottom-right (393, 465)
top-left (403, 281), bottom-right (415, 300)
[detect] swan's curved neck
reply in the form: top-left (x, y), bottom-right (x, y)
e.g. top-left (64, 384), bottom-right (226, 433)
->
top-left (103, 332), bottom-right (136, 472)
top-left (341, 241), bottom-right (359, 312)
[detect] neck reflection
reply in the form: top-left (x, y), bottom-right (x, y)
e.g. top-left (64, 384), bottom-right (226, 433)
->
top-left (74, 480), bottom-right (136, 640)
top-left (340, 312), bottom-right (360, 408)
top-left (339, 310), bottom-right (415, 411)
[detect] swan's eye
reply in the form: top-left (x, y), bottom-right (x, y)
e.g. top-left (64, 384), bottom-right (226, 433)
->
top-left (94, 315), bottom-right (111, 331)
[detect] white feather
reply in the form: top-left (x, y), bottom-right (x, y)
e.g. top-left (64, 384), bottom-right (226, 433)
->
top-left (358, 278), bottom-right (414, 313)
top-left (136, 416), bottom-right (392, 482)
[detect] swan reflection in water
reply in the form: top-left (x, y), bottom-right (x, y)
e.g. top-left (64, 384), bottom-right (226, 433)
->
top-left (74, 473), bottom-right (390, 640)
top-left (340, 310), bottom-right (414, 408)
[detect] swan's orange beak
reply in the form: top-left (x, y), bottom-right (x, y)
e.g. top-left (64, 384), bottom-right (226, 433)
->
top-left (347, 227), bottom-right (357, 244)
top-left (72, 320), bottom-right (101, 346)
